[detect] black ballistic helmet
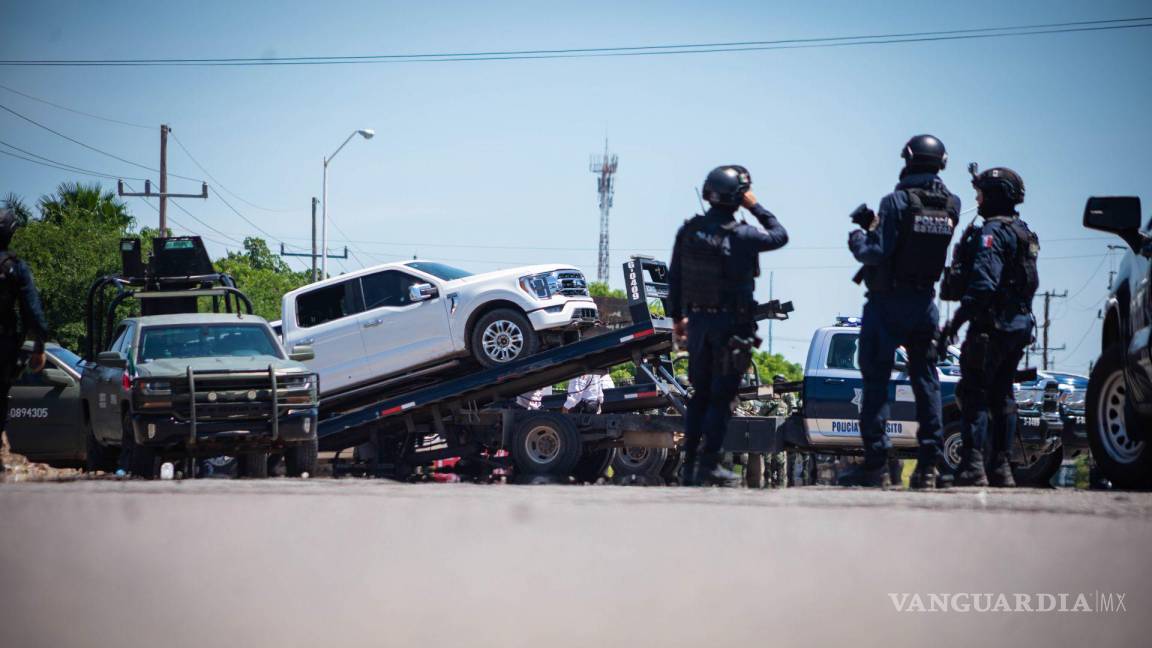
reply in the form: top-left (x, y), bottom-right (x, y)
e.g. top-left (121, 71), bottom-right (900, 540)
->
top-left (702, 165), bottom-right (752, 207)
top-left (901, 134), bottom-right (948, 171)
top-left (971, 166), bottom-right (1025, 204)
top-left (0, 208), bottom-right (18, 247)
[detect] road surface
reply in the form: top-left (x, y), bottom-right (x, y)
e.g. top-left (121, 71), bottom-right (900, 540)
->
top-left (1, 480), bottom-right (1149, 647)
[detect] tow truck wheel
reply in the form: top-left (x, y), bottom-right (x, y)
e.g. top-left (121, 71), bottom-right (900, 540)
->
top-left (120, 412), bottom-right (157, 478)
top-left (1013, 445), bottom-right (1063, 488)
top-left (572, 447), bottom-right (614, 484)
top-left (610, 446), bottom-right (669, 484)
top-left (511, 412), bottom-right (583, 478)
top-left (85, 425), bottom-right (117, 473)
top-left (471, 309), bottom-right (540, 368)
top-left (745, 453), bottom-right (765, 489)
top-left (238, 451), bottom-right (270, 479)
top-left (285, 438), bottom-right (319, 477)
top-left (1086, 343), bottom-right (1152, 489)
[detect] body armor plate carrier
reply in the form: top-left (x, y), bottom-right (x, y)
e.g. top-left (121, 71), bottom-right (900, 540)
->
top-left (888, 187), bottom-right (958, 290)
top-left (677, 216), bottom-right (732, 311)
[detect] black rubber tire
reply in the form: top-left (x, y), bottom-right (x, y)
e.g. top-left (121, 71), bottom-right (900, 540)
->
top-left (120, 411), bottom-right (157, 478)
top-left (511, 412), bottom-right (583, 478)
top-left (940, 422), bottom-right (964, 475)
top-left (1013, 445), bottom-right (1063, 488)
top-left (85, 425), bottom-right (118, 473)
top-left (238, 451), bottom-right (270, 479)
top-left (1086, 343), bottom-right (1152, 489)
top-left (572, 447), bottom-right (614, 484)
top-left (745, 453), bottom-right (765, 489)
top-left (470, 308), bottom-right (540, 368)
top-left (285, 438), bottom-right (319, 477)
top-left (610, 446), bottom-right (669, 484)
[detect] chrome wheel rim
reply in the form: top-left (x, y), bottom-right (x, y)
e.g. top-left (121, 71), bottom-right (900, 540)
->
top-left (524, 426), bottom-right (561, 465)
top-left (1098, 370), bottom-right (1143, 463)
top-left (943, 431), bottom-right (963, 471)
top-left (618, 446), bottom-right (651, 468)
top-left (482, 319), bottom-right (524, 363)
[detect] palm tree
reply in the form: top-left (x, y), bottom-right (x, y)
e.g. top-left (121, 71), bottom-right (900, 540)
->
top-left (2, 192), bottom-right (33, 225)
top-left (37, 182), bottom-right (134, 228)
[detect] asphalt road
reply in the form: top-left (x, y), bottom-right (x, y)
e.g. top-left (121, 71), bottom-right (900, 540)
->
top-left (1, 480), bottom-right (1149, 648)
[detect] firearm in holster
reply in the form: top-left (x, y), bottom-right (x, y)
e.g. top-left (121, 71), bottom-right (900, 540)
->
top-left (722, 333), bottom-right (759, 375)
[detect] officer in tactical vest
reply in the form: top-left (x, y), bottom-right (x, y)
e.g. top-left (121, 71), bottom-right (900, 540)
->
top-left (0, 208), bottom-right (48, 473)
top-left (939, 165), bottom-right (1037, 487)
top-left (668, 165), bottom-right (789, 486)
top-left (840, 135), bottom-right (960, 489)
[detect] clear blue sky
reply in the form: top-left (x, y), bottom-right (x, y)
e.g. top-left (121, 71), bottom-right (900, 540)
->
top-left (2, 0), bottom-right (1150, 371)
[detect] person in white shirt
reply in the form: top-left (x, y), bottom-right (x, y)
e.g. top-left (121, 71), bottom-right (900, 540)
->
top-left (516, 385), bottom-right (553, 410)
top-left (563, 371), bottom-right (615, 414)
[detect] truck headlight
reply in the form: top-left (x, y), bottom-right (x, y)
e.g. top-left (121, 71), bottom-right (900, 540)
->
top-left (134, 379), bottom-right (172, 396)
top-left (519, 272), bottom-right (559, 299)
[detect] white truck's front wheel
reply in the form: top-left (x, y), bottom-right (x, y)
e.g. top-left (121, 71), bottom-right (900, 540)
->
top-left (471, 308), bottom-right (540, 368)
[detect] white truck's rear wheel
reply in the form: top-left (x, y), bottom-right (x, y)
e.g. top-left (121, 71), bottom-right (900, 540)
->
top-left (1087, 343), bottom-right (1152, 489)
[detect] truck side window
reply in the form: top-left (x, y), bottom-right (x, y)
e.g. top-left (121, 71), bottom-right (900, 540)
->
top-left (361, 270), bottom-right (422, 310)
top-left (826, 333), bottom-right (859, 370)
top-left (296, 279), bottom-right (364, 328)
top-left (110, 325), bottom-right (132, 354)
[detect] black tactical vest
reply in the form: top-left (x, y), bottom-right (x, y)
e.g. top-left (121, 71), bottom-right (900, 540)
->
top-left (0, 252), bottom-right (20, 336)
top-left (888, 187), bottom-right (958, 289)
top-left (991, 217), bottom-right (1039, 314)
top-left (940, 220), bottom-right (979, 302)
top-left (677, 216), bottom-right (732, 311)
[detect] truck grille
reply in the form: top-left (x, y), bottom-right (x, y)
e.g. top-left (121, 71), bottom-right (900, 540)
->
top-left (164, 371), bottom-right (313, 421)
top-left (555, 271), bottom-right (589, 297)
top-left (1042, 384), bottom-right (1059, 414)
top-left (575, 308), bottom-right (597, 320)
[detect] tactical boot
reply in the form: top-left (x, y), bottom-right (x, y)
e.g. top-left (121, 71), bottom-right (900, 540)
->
top-left (837, 462), bottom-right (891, 488)
top-left (954, 449), bottom-right (989, 487)
top-left (695, 453), bottom-right (740, 487)
top-left (909, 463), bottom-right (937, 490)
top-left (935, 468), bottom-right (954, 489)
top-left (988, 452), bottom-right (1016, 488)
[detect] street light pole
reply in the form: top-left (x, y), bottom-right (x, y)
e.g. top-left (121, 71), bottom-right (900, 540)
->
top-left (321, 128), bottom-right (374, 279)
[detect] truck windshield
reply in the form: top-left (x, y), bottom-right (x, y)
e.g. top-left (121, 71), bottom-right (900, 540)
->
top-left (137, 324), bottom-right (283, 362)
top-left (405, 261), bottom-right (473, 281)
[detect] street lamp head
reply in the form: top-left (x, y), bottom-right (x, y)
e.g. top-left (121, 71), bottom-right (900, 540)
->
top-left (358, 129), bottom-right (375, 140)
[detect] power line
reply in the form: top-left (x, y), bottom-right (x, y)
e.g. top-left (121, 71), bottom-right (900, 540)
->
top-left (2, 17), bottom-right (1148, 66)
top-left (0, 101), bottom-right (202, 182)
top-left (0, 138), bottom-right (151, 181)
top-left (0, 83), bottom-right (152, 129)
top-left (169, 133), bottom-right (300, 213)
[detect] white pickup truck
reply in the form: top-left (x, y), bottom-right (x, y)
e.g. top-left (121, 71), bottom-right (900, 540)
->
top-left (280, 260), bottom-right (598, 397)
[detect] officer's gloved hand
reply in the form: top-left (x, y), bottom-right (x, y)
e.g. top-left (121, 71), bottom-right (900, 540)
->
top-left (850, 203), bottom-right (877, 231)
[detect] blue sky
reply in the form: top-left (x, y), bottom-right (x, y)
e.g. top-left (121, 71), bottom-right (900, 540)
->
top-left (2, 0), bottom-right (1150, 371)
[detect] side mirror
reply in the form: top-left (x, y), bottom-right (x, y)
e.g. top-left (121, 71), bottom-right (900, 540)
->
top-left (96, 351), bottom-right (127, 368)
top-left (289, 344), bottom-right (315, 362)
top-left (1083, 196), bottom-right (1144, 251)
top-left (408, 283), bottom-right (438, 302)
top-left (42, 367), bottom-right (74, 387)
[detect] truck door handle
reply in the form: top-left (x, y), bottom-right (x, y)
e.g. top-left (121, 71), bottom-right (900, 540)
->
top-left (823, 378), bottom-right (846, 384)
top-left (362, 319), bottom-right (384, 328)
top-left (298, 338), bottom-right (314, 345)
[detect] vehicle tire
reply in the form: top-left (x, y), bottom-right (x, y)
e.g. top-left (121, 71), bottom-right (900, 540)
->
top-left (610, 446), bottom-right (669, 484)
top-left (1013, 445), bottom-right (1063, 488)
top-left (572, 446), bottom-right (614, 484)
top-left (745, 452), bottom-right (765, 489)
top-left (470, 308), bottom-right (540, 368)
top-left (940, 422), bottom-right (964, 475)
top-left (85, 425), bottom-right (118, 473)
top-left (660, 448), bottom-right (683, 484)
top-left (120, 412), bottom-right (157, 478)
top-left (511, 412), bottom-right (583, 478)
top-left (238, 451), bottom-right (270, 479)
top-left (1086, 343), bottom-right (1152, 489)
top-left (285, 438), bottom-right (319, 478)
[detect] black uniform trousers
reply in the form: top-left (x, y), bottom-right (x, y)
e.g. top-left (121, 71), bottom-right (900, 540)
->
top-left (958, 326), bottom-right (1031, 458)
top-left (684, 311), bottom-right (752, 461)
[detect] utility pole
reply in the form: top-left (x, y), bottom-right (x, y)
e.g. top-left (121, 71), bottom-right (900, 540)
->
top-left (280, 196), bottom-right (346, 280)
top-left (311, 197), bottom-right (319, 281)
top-left (589, 140), bottom-right (618, 285)
top-left (1031, 289), bottom-right (1068, 370)
top-left (118, 124), bottom-right (207, 232)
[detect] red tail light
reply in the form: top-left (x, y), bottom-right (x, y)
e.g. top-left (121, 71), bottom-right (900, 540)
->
top-left (122, 372), bottom-right (132, 391)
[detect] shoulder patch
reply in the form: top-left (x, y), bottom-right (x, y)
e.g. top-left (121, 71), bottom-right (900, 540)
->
top-left (982, 235), bottom-right (995, 249)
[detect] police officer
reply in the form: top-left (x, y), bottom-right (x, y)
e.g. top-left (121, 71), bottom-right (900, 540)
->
top-left (668, 165), bottom-right (789, 486)
top-left (841, 135), bottom-right (960, 489)
top-left (940, 166), bottom-right (1036, 487)
top-left (0, 208), bottom-right (48, 474)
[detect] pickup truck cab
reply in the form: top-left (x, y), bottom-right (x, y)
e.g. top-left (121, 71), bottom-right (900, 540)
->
top-left (1082, 196), bottom-right (1152, 488)
top-left (281, 260), bottom-right (598, 398)
top-left (82, 313), bottom-right (319, 478)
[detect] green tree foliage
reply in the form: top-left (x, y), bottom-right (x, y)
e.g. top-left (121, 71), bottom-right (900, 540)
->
top-left (10, 184), bottom-right (132, 348)
top-left (2, 193), bottom-right (33, 225)
top-left (587, 281), bottom-right (625, 299)
top-left (751, 350), bottom-right (803, 383)
top-left (215, 237), bottom-right (311, 322)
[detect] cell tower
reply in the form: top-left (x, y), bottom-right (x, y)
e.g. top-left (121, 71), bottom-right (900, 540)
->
top-left (589, 140), bottom-right (618, 285)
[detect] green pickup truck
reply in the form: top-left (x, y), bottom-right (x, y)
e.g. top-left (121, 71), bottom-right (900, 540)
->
top-left (82, 312), bottom-right (319, 478)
